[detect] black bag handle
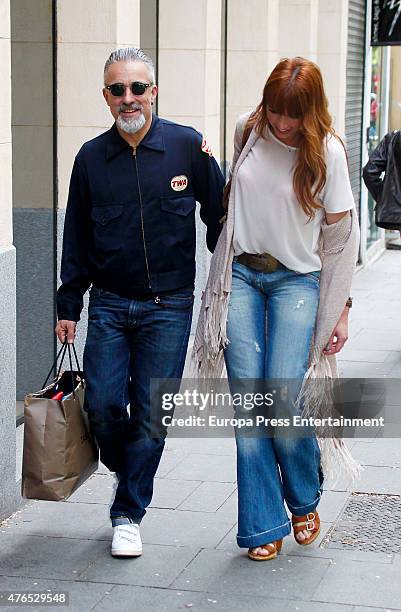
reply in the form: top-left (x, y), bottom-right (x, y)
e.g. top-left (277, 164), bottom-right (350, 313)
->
top-left (42, 341), bottom-right (82, 390)
top-left (42, 342), bottom-right (66, 389)
top-left (67, 343), bottom-right (77, 399)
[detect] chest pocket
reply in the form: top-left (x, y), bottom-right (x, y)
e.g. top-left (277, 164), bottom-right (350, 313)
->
top-left (160, 196), bottom-right (196, 217)
top-left (91, 205), bottom-right (124, 255)
top-left (91, 204), bottom-right (124, 226)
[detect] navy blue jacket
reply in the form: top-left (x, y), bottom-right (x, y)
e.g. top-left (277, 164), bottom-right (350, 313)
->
top-left (57, 115), bottom-right (225, 321)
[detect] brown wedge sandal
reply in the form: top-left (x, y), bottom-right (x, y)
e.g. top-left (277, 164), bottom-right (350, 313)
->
top-left (248, 538), bottom-right (283, 561)
top-left (292, 511), bottom-right (320, 546)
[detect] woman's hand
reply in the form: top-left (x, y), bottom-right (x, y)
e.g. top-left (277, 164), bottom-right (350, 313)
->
top-left (323, 307), bottom-right (349, 355)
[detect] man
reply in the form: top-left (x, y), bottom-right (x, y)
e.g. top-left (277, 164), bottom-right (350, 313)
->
top-left (55, 48), bottom-right (225, 557)
top-left (363, 129), bottom-right (401, 234)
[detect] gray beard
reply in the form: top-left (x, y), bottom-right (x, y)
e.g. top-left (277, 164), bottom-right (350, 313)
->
top-left (117, 111), bottom-right (146, 134)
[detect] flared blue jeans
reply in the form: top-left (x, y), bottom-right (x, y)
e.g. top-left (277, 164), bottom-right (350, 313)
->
top-left (224, 260), bottom-right (324, 548)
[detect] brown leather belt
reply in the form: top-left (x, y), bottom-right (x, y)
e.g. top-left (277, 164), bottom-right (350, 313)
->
top-left (236, 252), bottom-right (285, 273)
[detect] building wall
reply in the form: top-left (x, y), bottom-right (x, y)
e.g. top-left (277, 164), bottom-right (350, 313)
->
top-left (0, 0), bottom-right (19, 521)
top-left (317, 0), bottom-right (348, 137)
top-left (56, 0), bottom-right (140, 361)
top-left (278, 0), bottom-right (318, 60)
top-left (226, 0), bottom-right (279, 164)
top-left (140, 0), bottom-right (158, 73)
top-left (224, 0), bottom-right (349, 165)
top-left (11, 0), bottom-right (55, 400)
top-left (158, 0), bottom-right (223, 330)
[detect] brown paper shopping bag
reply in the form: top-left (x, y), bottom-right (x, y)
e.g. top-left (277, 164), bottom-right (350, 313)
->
top-left (22, 343), bottom-right (98, 501)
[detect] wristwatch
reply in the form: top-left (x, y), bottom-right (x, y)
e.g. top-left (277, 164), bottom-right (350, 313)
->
top-left (345, 297), bottom-right (353, 308)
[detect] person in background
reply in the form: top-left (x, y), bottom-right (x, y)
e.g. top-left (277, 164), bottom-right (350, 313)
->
top-left (363, 129), bottom-right (401, 235)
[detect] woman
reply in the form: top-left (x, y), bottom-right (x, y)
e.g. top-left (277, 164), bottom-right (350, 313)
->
top-left (193, 57), bottom-right (360, 561)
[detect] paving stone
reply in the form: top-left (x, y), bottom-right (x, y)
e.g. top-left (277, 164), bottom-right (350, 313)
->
top-left (356, 316), bottom-right (401, 332)
top-left (165, 436), bottom-right (236, 456)
top-left (388, 360), bottom-right (401, 376)
top-left (351, 466), bottom-right (401, 494)
top-left (311, 558), bottom-right (401, 608)
top-left (356, 295), bottom-right (401, 311)
top-left (286, 545), bottom-right (393, 564)
top-left (379, 419), bottom-right (401, 438)
top-left (0, 533), bottom-right (104, 580)
top-left (216, 524), bottom-right (237, 550)
top-left (338, 361), bottom-right (394, 378)
top-left (67, 473), bottom-right (116, 505)
top-left (0, 575), bottom-right (113, 612)
top-left (379, 379), bottom-right (401, 405)
top-left (391, 553), bottom-right (401, 572)
top-left (351, 330), bottom-right (401, 352)
top-left (338, 349), bottom-right (392, 363)
top-left (324, 473), bottom-right (354, 494)
top-left (350, 287), bottom-right (373, 296)
top-left (150, 478), bottom-right (201, 509)
top-left (316, 491), bottom-right (350, 522)
top-left (93, 585), bottom-right (204, 611)
top-left (215, 490), bottom-right (237, 521)
top-left (141, 508), bottom-right (234, 548)
top-left (81, 543), bottom-right (199, 588)
top-left (92, 507), bottom-right (234, 548)
top-left (178, 482), bottom-right (235, 512)
top-left (350, 440), bottom-right (401, 468)
top-left (92, 586), bottom-right (352, 612)
top-left (195, 595), bottom-right (352, 612)
top-left (3, 499), bottom-right (108, 539)
top-left (351, 607), bottom-right (396, 612)
top-left (155, 447), bottom-right (187, 477)
top-left (166, 452), bottom-right (236, 482)
top-left (172, 548), bottom-right (330, 598)
top-left (365, 283), bottom-right (401, 300)
top-left (383, 351), bottom-right (401, 366)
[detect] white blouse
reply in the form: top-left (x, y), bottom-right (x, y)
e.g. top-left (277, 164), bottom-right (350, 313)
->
top-left (232, 127), bottom-right (355, 273)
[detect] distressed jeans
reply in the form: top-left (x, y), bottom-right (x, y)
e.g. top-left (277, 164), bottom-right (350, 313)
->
top-left (83, 285), bottom-right (193, 526)
top-left (224, 260), bottom-right (324, 548)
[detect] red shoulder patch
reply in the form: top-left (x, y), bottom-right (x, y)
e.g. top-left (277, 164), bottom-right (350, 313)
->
top-left (201, 137), bottom-right (213, 157)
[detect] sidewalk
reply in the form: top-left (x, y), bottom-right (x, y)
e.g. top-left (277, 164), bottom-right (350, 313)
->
top-left (1, 250), bottom-right (401, 612)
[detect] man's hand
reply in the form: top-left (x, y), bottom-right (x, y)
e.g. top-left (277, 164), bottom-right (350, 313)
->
top-left (55, 320), bottom-right (77, 344)
top-left (323, 308), bottom-right (349, 356)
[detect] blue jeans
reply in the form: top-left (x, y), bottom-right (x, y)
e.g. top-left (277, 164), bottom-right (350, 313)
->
top-left (83, 285), bottom-right (193, 525)
top-left (224, 261), bottom-right (323, 548)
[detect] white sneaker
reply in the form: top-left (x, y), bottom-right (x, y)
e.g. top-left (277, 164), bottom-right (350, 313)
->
top-left (111, 523), bottom-right (143, 557)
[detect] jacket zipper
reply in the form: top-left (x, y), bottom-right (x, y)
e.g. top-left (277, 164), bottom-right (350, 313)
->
top-left (132, 146), bottom-right (152, 290)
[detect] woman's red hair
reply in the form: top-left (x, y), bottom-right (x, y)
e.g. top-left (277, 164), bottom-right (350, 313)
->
top-left (249, 57), bottom-right (343, 218)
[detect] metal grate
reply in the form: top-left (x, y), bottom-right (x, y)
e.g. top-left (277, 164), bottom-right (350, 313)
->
top-left (323, 493), bottom-right (401, 553)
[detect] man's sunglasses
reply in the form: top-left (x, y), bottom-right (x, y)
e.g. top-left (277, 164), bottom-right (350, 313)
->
top-left (105, 82), bottom-right (151, 97)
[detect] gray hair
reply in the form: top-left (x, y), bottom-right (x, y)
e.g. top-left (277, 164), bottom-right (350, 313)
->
top-left (104, 48), bottom-right (155, 84)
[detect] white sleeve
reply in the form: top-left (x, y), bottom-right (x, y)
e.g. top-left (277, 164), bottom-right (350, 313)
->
top-left (321, 135), bottom-right (355, 213)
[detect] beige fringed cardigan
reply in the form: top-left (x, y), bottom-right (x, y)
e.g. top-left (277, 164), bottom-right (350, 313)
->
top-left (192, 113), bottom-right (361, 483)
